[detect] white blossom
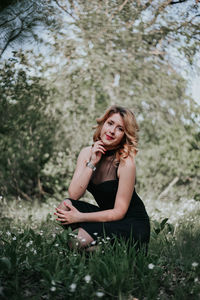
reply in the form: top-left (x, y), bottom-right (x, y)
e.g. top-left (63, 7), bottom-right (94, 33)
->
top-left (148, 263), bottom-right (155, 270)
top-left (51, 280), bottom-right (56, 286)
top-left (69, 283), bottom-right (77, 292)
top-left (192, 262), bottom-right (198, 268)
top-left (96, 291), bottom-right (105, 298)
top-left (84, 275), bottom-right (91, 283)
top-left (50, 286), bottom-right (56, 292)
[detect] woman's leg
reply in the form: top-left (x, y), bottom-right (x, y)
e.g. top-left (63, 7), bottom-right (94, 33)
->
top-left (68, 227), bottom-right (96, 250)
top-left (57, 198), bottom-right (72, 210)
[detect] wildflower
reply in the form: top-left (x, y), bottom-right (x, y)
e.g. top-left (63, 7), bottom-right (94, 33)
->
top-left (93, 232), bottom-right (98, 236)
top-left (33, 250), bottom-right (37, 255)
top-left (106, 236), bottom-right (110, 240)
top-left (194, 277), bottom-right (198, 283)
top-left (51, 280), bottom-right (56, 286)
top-left (96, 291), bottom-right (104, 298)
top-left (192, 262), bottom-right (198, 268)
top-left (26, 242), bottom-right (30, 247)
top-left (52, 233), bottom-right (56, 238)
top-left (12, 236), bottom-right (16, 240)
top-left (69, 283), bottom-right (77, 292)
top-left (84, 275), bottom-right (91, 283)
top-left (91, 241), bottom-right (96, 245)
top-left (6, 231), bottom-right (11, 236)
top-left (50, 286), bottom-right (56, 292)
top-left (148, 263), bottom-right (155, 270)
top-left (55, 244), bottom-right (59, 247)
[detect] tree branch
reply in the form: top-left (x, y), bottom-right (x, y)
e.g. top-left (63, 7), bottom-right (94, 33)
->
top-left (54, 0), bottom-right (76, 20)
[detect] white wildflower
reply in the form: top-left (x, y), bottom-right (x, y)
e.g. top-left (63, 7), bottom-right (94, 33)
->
top-left (148, 263), bottom-right (155, 270)
top-left (6, 231), bottom-right (11, 236)
top-left (12, 236), bottom-right (16, 240)
top-left (50, 286), bottom-right (56, 292)
top-left (55, 244), bottom-right (59, 247)
top-left (33, 250), bottom-right (37, 255)
top-left (93, 232), bottom-right (98, 236)
top-left (96, 291), bottom-right (105, 298)
top-left (84, 275), bottom-right (91, 283)
top-left (91, 241), bottom-right (96, 245)
top-left (51, 280), bottom-right (56, 286)
top-left (106, 237), bottom-right (110, 240)
top-left (69, 283), bottom-right (77, 292)
top-left (52, 233), bottom-right (56, 238)
top-left (194, 277), bottom-right (198, 283)
top-left (192, 262), bottom-right (198, 268)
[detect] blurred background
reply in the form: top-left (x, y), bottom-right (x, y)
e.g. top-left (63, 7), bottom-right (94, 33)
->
top-left (0, 0), bottom-right (199, 222)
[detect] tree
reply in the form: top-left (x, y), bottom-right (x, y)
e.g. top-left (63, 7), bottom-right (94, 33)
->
top-left (0, 57), bottom-right (58, 200)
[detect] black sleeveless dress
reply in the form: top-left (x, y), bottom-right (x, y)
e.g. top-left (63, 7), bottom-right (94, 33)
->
top-left (68, 149), bottom-right (150, 247)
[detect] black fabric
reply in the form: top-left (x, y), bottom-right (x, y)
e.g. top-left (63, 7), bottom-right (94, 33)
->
top-left (69, 150), bottom-right (150, 247)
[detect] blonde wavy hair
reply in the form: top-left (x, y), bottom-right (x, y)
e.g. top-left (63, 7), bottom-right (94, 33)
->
top-left (93, 105), bottom-right (139, 162)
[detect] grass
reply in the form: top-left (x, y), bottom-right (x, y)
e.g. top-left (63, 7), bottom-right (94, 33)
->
top-left (0, 197), bottom-right (200, 300)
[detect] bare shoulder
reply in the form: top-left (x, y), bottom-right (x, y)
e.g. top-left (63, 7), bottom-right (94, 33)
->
top-left (118, 155), bottom-right (136, 177)
top-left (78, 146), bottom-right (92, 160)
top-left (120, 155), bottom-right (135, 169)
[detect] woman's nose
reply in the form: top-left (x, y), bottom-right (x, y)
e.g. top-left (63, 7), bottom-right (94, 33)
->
top-left (109, 127), bottom-right (115, 135)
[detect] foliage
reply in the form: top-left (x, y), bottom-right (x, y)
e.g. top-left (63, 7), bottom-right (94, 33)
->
top-left (44, 0), bottom-right (200, 200)
top-left (0, 202), bottom-right (199, 299)
top-left (0, 1), bottom-right (199, 201)
top-left (0, 58), bottom-right (58, 200)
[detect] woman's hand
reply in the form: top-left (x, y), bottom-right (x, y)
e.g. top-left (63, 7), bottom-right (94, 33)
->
top-left (90, 140), bottom-right (106, 165)
top-left (54, 202), bottom-right (83, 225)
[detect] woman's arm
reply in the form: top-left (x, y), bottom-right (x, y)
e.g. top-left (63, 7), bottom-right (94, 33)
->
top-left (68, 141), bottom-right (106, 200)
top-left (67, 147), bottom-right (93, 200)
top-left (55, 156), bottom-right (136, 223)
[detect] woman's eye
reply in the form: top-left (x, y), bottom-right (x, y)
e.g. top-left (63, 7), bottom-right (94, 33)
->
top-left (118, 127), bottom-right (124, 132)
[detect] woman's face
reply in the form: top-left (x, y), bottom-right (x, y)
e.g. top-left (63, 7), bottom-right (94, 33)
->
top-left (100, 113), bottom-right (125, 149)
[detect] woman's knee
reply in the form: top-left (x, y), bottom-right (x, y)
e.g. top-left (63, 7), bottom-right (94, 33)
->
top-left (68, 227), bottom-right (94, 249)
top-left (57, 198), bottom-right (72, 210)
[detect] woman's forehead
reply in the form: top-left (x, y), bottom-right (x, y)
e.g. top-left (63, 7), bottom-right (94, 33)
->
top-left (107, 113), bottom-right (124, 126)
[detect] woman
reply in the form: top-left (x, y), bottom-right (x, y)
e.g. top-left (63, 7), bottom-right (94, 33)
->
top-left (54, 105), bottom-right (150, 251)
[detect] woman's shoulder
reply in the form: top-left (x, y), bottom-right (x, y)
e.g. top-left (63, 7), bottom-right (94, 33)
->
top-left (119, 154), bottom-right (135, 170)
top-left (78, 146), bottom-right (92, 160)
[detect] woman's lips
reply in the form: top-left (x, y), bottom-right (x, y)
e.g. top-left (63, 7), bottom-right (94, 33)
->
top-left (105, 134), bottom-right (114, 140)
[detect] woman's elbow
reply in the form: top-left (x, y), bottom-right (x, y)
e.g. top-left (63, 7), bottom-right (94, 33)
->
top-left (112, 209), bottom-right (125, 221)
top-left (68, 187), bottom-right (77, 200)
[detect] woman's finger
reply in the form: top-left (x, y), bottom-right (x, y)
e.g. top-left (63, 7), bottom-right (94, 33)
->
top-left (54, 212), bottom-right (65, 218)
top-left (56, 218), bottom-right (67, 222)
top-left (56, 207), bottom-right (66, 214)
